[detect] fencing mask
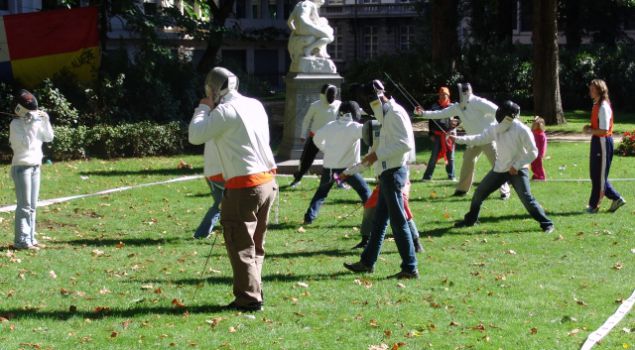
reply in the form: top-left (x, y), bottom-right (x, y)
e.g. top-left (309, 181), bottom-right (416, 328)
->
top-left (205, 67), bottom-right (239, 105)
top-left (321, 84), bottom-right (337, 104)
top-left (495, 100), bottom-right (520, 132)
top-left (457, 83), bottom-right (472, 110)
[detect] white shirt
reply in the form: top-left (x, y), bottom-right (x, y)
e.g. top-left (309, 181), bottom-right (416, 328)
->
top-left (374, 99), bottom-right (416, 174)
top-left (188, 91), bottom-right (276, 181)
top-left (416, 95), bottom-right (497, 135)
top-left (189, 105), bottom-right (223, 177)
top-left (313, 114), bottom-right (363, 169)
top-left (300, 95), bottom-right (341, 136)
top-left (454, 119), bottom-right (538, 173)
top-left (598, 101), bottom-right (612, 131)
top-left (9, 112), bottom-right (54, 166)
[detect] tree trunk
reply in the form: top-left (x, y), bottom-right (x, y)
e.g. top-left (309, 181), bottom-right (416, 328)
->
top-left (430, 0), bottom-right (458, 72)
top-left (564, 0), bottom-right (581, 49)
top-left (496, 0), bottom-right (514, 46)
top-left (532, 0), bottom-right (565, 125)
top-left (196, 0), bottom-right (236, 74)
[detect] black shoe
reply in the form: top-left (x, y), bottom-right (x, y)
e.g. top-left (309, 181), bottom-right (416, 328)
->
top-left (303, 219), bottom-right (313, 225)
top-left (225, 301), bottom-right (263, 312)
top-left (387, 270), bottom-right (420, 279)
top-left (343, 261), bottom-right (373, 273)
top-left (413, 238), bottom-right (424, 253)
top-left (543, 225), bottom-right (555, 234)
top-left (454, 220), bottom-right (476, 228)
top-left (352, 239), bottom-right (368, 249)
top-left (453, 190), bottom-right (467, 197)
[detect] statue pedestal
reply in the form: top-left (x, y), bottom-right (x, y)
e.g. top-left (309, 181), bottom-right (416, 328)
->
top-left (277, 72), bottom-right (343, 160)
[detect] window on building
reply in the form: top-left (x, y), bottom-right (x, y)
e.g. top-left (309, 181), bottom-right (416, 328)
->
top-left (399, 25), bottom-right (413, 51)
top-left (268, 0), bottom-right (278, 19)
top-left (329, 0), bottom-right (344, 5)
top-left (328, 25), bottom-right (343, 60)
top-left (252, 1), bottom-right (261, 19)
top-left (362, 0), bottom-right (380, 4)
top-left (236, 0), bottom-right (247, 18)
top-left (0, 0), bottom-right (8, 11)
top-left (363, 26), bottom-right (378, 58)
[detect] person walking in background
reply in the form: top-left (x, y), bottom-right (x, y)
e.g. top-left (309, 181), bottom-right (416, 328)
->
top-left (289, 84), bottom-right (341, 188)
top-left (451, 101), bottom-right (554, 233)
top-left (583, 79), bottom-right (626, 213)
top-left (414, 83), bottom-right (510, 199)
top-left (530, 116), bottom-right (547, 181)
top-left (302, 101), bottom-right (370, 225)
top-left (9, 90), bottom-right (54, 250)
top-left (189, 67), bottom-right (277, 312)
top-left (421, 87), bottom-right (457, 181)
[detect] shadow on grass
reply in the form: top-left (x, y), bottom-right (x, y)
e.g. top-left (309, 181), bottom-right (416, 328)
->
top-left (58, 237), bottom-right (184, 247)
top-left (128, 271), bottom-right (352, 287)
top-left (79, 167), bottom-right (203, 177)
top-left (0, 305), bottom-right (227, 320)
top-left (268, 248), bottom-right (359, 259)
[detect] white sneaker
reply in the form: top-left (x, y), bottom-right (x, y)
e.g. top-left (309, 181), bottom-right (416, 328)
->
top-left (608, 197), bottom-right (626, 213)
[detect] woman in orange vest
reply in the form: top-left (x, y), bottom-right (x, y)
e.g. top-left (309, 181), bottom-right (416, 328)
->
top-left (583, 79), bottom-right (626, 213)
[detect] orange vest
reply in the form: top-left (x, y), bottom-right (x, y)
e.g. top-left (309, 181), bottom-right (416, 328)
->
top-left (590, 102), bottom-right (613, 136)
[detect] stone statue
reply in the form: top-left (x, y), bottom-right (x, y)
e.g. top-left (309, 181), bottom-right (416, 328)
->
top-left (287, 0), bottom-right (337, 73)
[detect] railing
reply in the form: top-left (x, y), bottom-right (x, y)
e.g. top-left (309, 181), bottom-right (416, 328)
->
top-left (322, 3), bottom-right (417, 18)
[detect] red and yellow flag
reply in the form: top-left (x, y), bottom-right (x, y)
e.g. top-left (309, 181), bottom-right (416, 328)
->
top-left (0, 7), bottom-right (100, 87)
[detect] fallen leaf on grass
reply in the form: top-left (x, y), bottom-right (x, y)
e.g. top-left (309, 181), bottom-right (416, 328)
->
top-left (506, 250), bottom-right (517, 255)
top-left (296, 282), bottom-right (309, 288)
top-left (111, 331), bottom-right (118, 338)
top-left (449, 321), bottom-right (461, 327)
top-left (69, 305), bottom-right (77, 312)
top-left (384, 329), bottom-right (392, 338)
top-left (297, 227), bottom-right (306, 233)
top-left (397, 283), bottom-right (406, 289)
top-left (140, 284), bottom-right (154, 290)
top-left (171, 299), bottom-right (185, 308)
top-left (574, 298), bottom-right (588, 306)
top-left (91, 249), bottom-right (105, 257)
top-left (568, 328), bottom-right (581, 336)
top-left (18, 343), bottom-right (41, 349)
top-left (228, 326), bottom-right (237, 333)
top-left (99, 288), bottom-right (110, 295)
top-left (116, 242), bottom-right (125, 249)
top-left (206, 317), bottom-right (223, 328)
top-left (0, 317), bottom-right (9, 323)
top-left (369, 319), bottom-right (379, 328)
top-left (94, 306), bottom-right (111, 314)
top-left (471, 323), bottom-right (486, 332)
top-left (49, 270), bottom-right (57, 279)
top-left (530, 327), bottom-right (538, 335)
top-left (391, 342), bottom-right (406, 350)
top-left (368, 344), bottom-right (389, 350)
top-left (614, 262), bottom-right (624, 270)
top-left (354, 278), bottom-right (373, 289)
top-left (405, 330), bottom-right (422, 338)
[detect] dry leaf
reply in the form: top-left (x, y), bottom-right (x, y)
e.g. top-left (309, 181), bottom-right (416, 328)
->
top-left (429, 191), bottom-right (438, 199)
top-left (94, 306), bottom-right (111, 313)
top-left (49, 270), bottom-right (57, 279)
top-left (116, 242), bottom-right (125, 249)
top-left (614, 262), bottom-right (624, 270)
top-left (575, 298), bottom-right (588, 306)
top-left (397, 283), bottom-right (406, 289)
top-left (506, 249), bottom-right (517, 255)
top-left (99, 288), bottom-right (110, 295)
top-left (568, 328), bottom-right (581, 336)
top-left (368, 344), bottom-right (389, 350)
top-left (296, 282), bottom-right (309, 288)
top-left (154, 288), bottom-right (162, 294)
top-left (205, 317), bottom-right (223, 328)
top-left (171, 299), bottom-right (185, 308)
top-left (369, 319), bottom-right (379, 328)
top-left (69, 305), bottom-right (77, 312)
top-left (297, 226), bottom-right (306, 233)
top-left (449, 321), bottom-right (461, 327)
top-left (110, 331), bottom-right (118, 338)
top-left (228, 326), bottom-right (237, 333)
top-left (91, 249), bottom-right (105, 257)
top-left (471, 323), bottom-right (486, 332)
top-left (391, 342), bottom-right (406, 350)
top-left (530, 327), bottom-right (538, 335)
top-left (140, 284), bottom-right (154, 290)
top-left (384, 329), bottom-right (392, 338)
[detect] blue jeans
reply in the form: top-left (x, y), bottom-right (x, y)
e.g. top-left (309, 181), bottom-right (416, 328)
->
top-left (304, 168), bottom-right (371, 223)
top-left (463, 168), bottom-right (553, 230)
top-left (423, 134), bottom-right (455, 180)
top-left (361, 166), bottom-right (418, 273)
top-left (194, 179), bottom-right (225, 238)
top-left (11, 165), bottom-right (41, 246)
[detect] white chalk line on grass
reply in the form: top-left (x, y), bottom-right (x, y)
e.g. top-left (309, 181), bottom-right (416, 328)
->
top-left (0, 175), bottom-right (203, 213)
top-left (580, 288), bottom-right (635, 350)
top-left (1, 174), bottom-right (635, 214)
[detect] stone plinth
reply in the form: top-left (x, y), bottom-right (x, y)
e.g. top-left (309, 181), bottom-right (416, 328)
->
top-left (277, 72), bottom-right (343, 160)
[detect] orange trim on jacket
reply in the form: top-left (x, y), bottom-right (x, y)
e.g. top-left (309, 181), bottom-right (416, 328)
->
top-left (225, 170), bottom-right (276, 189)
top-left (207, 174), bottom-right (224, 182)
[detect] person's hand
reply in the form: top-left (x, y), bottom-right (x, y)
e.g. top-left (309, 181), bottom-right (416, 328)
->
top-left (414, 106), bottom-right (424, 115)
top-left (200, 97), bottom-right (214, 108)
top-left (363, 152), bottom-right (378, 165)
top-left (509, 166), bottom-right (518, 176)
top-left (447, 134), bottom-right (457, 142)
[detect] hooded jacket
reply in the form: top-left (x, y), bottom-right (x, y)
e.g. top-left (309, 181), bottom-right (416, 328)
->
top-left (300, 94), bottom-right (341, 137)
top-left (313, 113), bottom-right (363, 169)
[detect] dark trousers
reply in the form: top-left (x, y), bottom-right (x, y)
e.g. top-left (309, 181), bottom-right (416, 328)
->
top-left (423, 134), bottom-right (455, 180)
top-left (463, 168), bottom-right (553, 230)
top-left (589, 136), bottom-right (621, 208)
top-left (304, 168), bottom-right (371, 222)
top-left (294, 136), bottom-right (320, 181)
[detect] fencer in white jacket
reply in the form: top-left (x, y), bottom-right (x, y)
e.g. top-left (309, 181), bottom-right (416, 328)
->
top-left (302, 101), bottom-right (371, 224)
top-left (414, 83), bottom-right (510, 198)
top-left (451, 100), bottom-right (554, 233)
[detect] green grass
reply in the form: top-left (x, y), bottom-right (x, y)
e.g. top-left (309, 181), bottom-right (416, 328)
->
top-left (0, 142), bottom-right (634, 349)
top-left (540, 110), bottom-right (635, 134)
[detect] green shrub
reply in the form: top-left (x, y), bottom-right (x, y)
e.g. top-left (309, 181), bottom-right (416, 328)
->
top-left (34, 79), bottom-right (81, 126)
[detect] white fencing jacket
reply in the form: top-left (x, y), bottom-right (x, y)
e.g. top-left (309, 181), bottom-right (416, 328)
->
top-left (9, 113), bottom-right (54, 166)
top-left (300, 95), bottom-right (341, 137)
top-left (189, 105), bottom-right (222, 177)
top-left (417, 95), bottom-right (497, 135)
top-left (313, 114), bottom-right (363, 169)
top-left (188, 91), bottom-right (276, 181)
top-left (374, 99), bottom-right (416, 174)
top-left (455, 119), bottom-right (538, 173)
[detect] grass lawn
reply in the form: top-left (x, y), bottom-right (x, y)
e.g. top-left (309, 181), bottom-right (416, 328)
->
top-left (0, 141), bottom-right (634, 349)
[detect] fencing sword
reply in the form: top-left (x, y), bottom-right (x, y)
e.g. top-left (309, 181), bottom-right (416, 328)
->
top-left (192, 231), bottom-right (220, 301)
top-left (383, 72), bottom-right (457, 136)
top-left (311, 204), bottom-right (364, 237)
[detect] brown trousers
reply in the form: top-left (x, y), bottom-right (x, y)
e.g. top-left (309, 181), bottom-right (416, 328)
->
top-left (221, 180), bottom-right (277, 306)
